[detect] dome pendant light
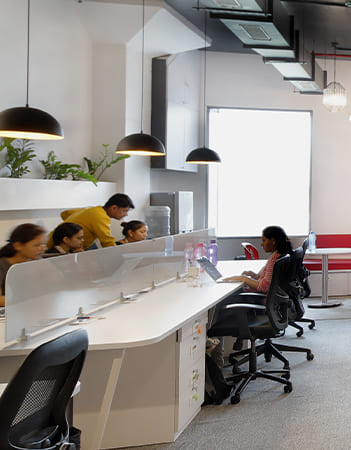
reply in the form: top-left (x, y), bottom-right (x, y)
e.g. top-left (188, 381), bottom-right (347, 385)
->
top-left (116, 0), bottom-right (165, 156)
top-left (0, 0), bottom-right (63, 140)
top-left (186, 6), bottom-right (221, 165)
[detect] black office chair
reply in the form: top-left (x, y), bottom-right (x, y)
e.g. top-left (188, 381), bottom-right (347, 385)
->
top-left (227, 247), bottom-right (314, 373)
top-left (0, 329), bottom-right (88, 450)
top-left (287, 238), bottom-right (315, 335)
top-left (208, 254), bottom-right (292, 404)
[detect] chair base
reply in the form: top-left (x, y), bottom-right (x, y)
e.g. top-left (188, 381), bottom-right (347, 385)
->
top-left (289, 318), bottom-right (315, 337)
top-left (226, 339), bottom-right (292, 404)
top-left (229, 338), bottom-right (291, 372)
top-left (229, 336), bottom-right (314, 373)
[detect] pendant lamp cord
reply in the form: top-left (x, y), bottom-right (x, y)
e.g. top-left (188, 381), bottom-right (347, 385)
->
top-left (140, 0), bottom-right (145, 134)
top-left (26, 0), bottom-right (30, 107)
top-left (203, 10), bottom-right (207, 148)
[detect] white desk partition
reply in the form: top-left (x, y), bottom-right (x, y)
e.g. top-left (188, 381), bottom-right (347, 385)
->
top-left (4, 229), bottom-right (213, 343)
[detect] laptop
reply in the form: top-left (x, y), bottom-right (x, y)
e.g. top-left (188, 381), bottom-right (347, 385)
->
top-left (196, 256), bottom-right (238, 283)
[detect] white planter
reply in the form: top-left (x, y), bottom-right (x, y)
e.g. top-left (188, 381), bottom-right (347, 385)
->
top-left (0, 178), bottom-right (119, 211)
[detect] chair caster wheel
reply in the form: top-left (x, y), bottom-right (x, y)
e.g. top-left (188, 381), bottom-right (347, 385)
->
top-left (307, 352), bottom-right (314, 361)
top-left (296, 330), bottom-right (303, 337)
top-left (281, 372), bottom-right (290, 380)
top-left (284, 383), bottom-right (293, 393)
top-left (308, 322), bottom-right (315, 330)
top-left (231, 393), bottom-right (240, 404)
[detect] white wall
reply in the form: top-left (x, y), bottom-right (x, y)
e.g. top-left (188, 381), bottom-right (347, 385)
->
top-left (2, 0), bottom-right (350, 247)
top-left (0, 0), bottom-right (205, 243)
top-left (205, 51), bottom-right (351, 235)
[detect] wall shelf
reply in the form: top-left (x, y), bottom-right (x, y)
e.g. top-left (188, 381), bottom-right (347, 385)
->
top-left (0, 178), bottom-right (119, 211)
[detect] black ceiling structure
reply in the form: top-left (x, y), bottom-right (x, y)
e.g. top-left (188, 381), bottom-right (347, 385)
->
top-left (163, 0), bottom-right (351, 94)
top-left (164, 0), bottom-right (351, 56)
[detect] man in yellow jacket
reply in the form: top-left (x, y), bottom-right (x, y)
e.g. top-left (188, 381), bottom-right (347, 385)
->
top-left (47, 193), bottom-right (134, 250)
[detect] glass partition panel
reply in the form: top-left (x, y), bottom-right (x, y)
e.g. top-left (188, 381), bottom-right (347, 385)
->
top-left (151, 236), bottom-right (183, 285)
top-left (4, 230), bottom-right (214, 342)
top-left (5, 244), bottom-right (154, 342)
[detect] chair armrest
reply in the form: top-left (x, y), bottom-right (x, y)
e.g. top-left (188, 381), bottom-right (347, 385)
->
top-left (225, 303), bottom-right (266, 311)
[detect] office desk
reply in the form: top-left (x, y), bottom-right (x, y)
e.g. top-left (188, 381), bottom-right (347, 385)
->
top-left (306, 248), bottom-right (351, 308)
top-left (0, 259), bottom-right (265, 449)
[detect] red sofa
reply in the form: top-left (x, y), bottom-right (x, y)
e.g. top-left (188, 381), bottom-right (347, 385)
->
top-left (303, 234), bottom-right (351, 271)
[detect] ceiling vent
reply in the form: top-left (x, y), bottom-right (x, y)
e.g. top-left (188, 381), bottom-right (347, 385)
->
top-left (199, 0), bottom-right (263, 11)
top-left (207, 0), bottom-right (325, 94)
top-left (262, 32), bottom-right (326, 94)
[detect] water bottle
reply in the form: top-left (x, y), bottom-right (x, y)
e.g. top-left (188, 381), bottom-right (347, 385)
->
top-left (194, 242), bottom-right (207, 271)
top-left (184, 243), bottom-right (194, 273)
top-left (308, 231), bottom-right (316, 252)
top-left (207, 239), bottom-right (218, 266)
top-left (164, 235), bottom-right (174, 256)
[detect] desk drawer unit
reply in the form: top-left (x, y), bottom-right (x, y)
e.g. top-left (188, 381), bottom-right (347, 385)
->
top-left (176, 313), bottom-right (207, 433)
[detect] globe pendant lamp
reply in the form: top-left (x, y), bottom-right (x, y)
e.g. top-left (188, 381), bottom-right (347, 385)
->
top-left (322, 44), bottom-right (347, 113)
top-left (186, 7), bottom-right (221, 165)
top-left (0, 0), bottom-right (63, 140)
top-left (116, 0), bottom-right (165, 156)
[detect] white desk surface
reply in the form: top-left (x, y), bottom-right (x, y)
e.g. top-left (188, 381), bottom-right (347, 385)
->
top-left (0, 260), bottom-right (265, 356)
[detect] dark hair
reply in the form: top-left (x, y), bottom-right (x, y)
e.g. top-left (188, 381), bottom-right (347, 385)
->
top-left (121, 220), bottom-right (146, 238)
top-left (262, 226), bottom-right (293, 255)
top-left (52, 222), bottom-right (83, 246)
top-left (104, 193), bottom-right (135, 209)
top-left (0, 223), bottom-right (46, 258)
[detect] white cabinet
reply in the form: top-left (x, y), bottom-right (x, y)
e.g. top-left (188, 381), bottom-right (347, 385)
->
top-left (175, 313), bottom-right (207, 434)
top-left (86, 313), bottom-right (208, 449)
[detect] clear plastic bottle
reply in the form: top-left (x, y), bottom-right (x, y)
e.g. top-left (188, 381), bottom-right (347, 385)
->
top-left (308, 231), bottom-right (316, 251)
top-left (207, 239), bottom-right (218, 266)
top-left (184, 242), bottom-right (194, 273)
top-left (194, 242), bottom-right (207, 271)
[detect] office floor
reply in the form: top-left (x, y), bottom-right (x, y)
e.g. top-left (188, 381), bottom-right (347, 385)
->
top-left (116, 297), bottom-right (351, 450)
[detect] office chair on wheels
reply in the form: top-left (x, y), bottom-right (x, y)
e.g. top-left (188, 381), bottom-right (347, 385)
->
top-left (0, 329), bottom-right (88, 450)
top-left (208, 255), bottom-right (293, 404)
top-left (226, 248), bottom-right (314, 374)
top-left (287, 238), bottom-right (315, 336)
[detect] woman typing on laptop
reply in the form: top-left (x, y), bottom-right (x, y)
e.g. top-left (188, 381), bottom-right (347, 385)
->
top-left (222, 225), bottom-right (293, 293)
top-left (208, 226), bottom-right (293, 368)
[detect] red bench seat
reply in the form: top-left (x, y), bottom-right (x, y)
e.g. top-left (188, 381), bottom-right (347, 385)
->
top-left (303, 234), bottom-right (351, 272)
top-left (304, 259), bottom-right (351, 271)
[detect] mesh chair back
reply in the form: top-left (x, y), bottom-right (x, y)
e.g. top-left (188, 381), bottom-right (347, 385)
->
top-left (241, 242), bottom-right (259, 260)
top-left (265, 254), bottom-right (290, 332)
top-left (0, 329), bottom-right (88, 450)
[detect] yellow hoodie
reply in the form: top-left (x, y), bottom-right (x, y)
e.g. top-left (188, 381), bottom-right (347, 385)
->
top-left (47, 206), bottom-right (116, 250)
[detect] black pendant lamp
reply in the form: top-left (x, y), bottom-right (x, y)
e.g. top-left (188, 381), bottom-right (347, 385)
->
top-left (186, 7), bottom-right (220, 165)
top-left (0, 0), bottom-right (63, 140)
top-left (116, 0), bottom-right (165, 156)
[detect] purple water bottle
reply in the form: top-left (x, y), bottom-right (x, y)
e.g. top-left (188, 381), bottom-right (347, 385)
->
top-left (207, 239), bottom-right (218, 266)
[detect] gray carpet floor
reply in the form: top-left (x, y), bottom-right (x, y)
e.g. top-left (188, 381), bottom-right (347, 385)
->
top-left (115, 297), bottom-right (351, 450)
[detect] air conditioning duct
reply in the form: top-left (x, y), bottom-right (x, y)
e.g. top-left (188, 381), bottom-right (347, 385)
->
top-left (209, 0), bottom-right (294, 49)
top-left (205, 0), bottom-right (325, 94)
top-left (262, 31), bottom-right (326, 94)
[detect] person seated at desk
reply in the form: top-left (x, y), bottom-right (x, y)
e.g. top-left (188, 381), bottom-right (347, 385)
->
top-left (209, 225), bottom-right (293, 368)
top-left (46, 193), bottom-right (135, 251)
top-left (116, 220), bottom-right (147, 245)
top-left (222, 225), bottom-right (293, 295)
top-left (0, 223), bottom-right (47, 306)
top-left (45, 222), bottom-right (84, 255)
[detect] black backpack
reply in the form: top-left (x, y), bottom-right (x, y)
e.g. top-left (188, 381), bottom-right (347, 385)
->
top-left (204, 353), bottom-right (233, 405)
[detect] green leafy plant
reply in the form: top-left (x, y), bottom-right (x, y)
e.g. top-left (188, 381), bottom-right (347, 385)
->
top-left (39, 151), bottom-right (98, 185)
top-left (0, 138), bottom-right (36, 178)
top-left (84, 144), bottom-right (129, 180)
